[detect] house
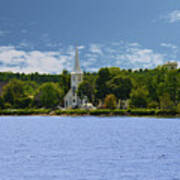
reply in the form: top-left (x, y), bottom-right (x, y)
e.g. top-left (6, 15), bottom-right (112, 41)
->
top-left (161, 61), bottom-right (178, 70)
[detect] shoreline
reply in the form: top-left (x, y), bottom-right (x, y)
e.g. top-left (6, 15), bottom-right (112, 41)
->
top-left (0, 109), bottom-right (179, 118)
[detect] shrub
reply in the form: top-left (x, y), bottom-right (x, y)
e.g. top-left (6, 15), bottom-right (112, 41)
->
top-left (54, 110), bottom-right (63, 115)
top-left (89, 109), bottom-right (112, 116)
top-left (56, 109), bottom-right (88, 115)
top-left (129, 109), bottom-right (155, 116)
top-left (148, 101), bottom-right (159, 109)
top-left (113, 109), bottom-right (127, 115)
top-left (4, 103), bottom-right (12, 109)
top-left (0, 109), bottom-right (51, 115)
top-left (104, 94), bottom-right (117, 109)
top-left (176, 103), bottom-right (180, 114)
top-left (155, 109), bottom-right (177, 116)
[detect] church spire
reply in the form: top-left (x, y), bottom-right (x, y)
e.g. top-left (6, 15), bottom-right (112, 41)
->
top-left (73, 47), bottom-right (82, 73)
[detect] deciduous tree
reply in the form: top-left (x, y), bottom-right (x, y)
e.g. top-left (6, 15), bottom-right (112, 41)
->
top-left (33, 82), bottom-right (64, 108)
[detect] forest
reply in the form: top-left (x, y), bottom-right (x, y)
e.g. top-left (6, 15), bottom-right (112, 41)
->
top-left (0, 67), bottom-right (180, 113)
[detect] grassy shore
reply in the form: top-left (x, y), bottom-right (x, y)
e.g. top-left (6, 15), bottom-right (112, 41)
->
top-left (0, 108), bottom-right (178, 116)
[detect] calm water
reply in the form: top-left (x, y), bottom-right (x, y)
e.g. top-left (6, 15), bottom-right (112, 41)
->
top-left (0, 116), bottom-right (180, 180)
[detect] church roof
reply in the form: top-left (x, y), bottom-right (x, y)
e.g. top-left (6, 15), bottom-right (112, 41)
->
top-left (72, 47), bottom-right (82, 73)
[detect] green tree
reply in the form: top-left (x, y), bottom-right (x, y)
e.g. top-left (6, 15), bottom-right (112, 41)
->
top-left (104, 94), bottom-right (117, 109)
top-left (77, 80), bottom-right (95, 103)
top-left (0, 96), bottom-right (4, 109)
top-left (33, 82), bottom-right (64, 108)
top-left (60, 70), bottom-right (70, 94)
top-left (2, 79), bottom-right (28, 107)
top-left (164, 71), bottom-right (178, 103)
top-left (14, 97), bottom-right (33, 109)
top-left (107, 75), bottom-right (132, 100)
top-left (159, 93), bottom-right (174, 110)
top-left (23, 81), bottom-right (38, 96)
top-left (176, 103), bottom-right (180, 113)
top-left (95, 68), bottom-right (111, 100)
top-left (129, 88), bottom-right (149, 108)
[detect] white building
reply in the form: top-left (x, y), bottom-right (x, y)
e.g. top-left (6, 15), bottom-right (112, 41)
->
top-left (162, 61), bottom-right (178, 70)
top-left (64, 47), bottom-right (83, 108)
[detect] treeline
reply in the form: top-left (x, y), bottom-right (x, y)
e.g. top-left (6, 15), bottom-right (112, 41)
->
top-left (0, 70), bottom-right (71, 109)
top-left (0, 72), bottom-right (61, 83)
top-left (1, 67), bottom-right (180, 112)
top-left (78, 67), bottom-right (180, 111)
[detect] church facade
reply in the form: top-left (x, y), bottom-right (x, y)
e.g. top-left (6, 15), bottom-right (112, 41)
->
top-left (64, 47), bottom-right (83, 108)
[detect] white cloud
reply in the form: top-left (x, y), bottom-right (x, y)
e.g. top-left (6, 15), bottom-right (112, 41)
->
top-left (0, 46), bottom-right (74, 74)
top-left (168, 10), bottom-right (180, 23)
top-left (160, 42), bottom-right (179, 59)
top-left (89, 44), bottom-right (103, 55)
top-left (134, 48), bottom-right (163, 65)
top-left (0, 42), bottom-right (178, 73)
top-left (161, 43), bottom-right (177, 49)
top-left (161, 10), bottom-right (180, 23)
top-left (115, 47), bottom-right (164, 69)
top-left (83, 42), bottom-right (167, 70)
top-left (128, 42), bottom-right (141, 47)
top-left (0, 46), bottom-right (26, 65)
top-left (78, 45), bottom-right (85, 50)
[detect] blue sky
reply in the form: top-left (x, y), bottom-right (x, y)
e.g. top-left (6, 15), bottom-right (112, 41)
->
top-left (0, 0), bottom-right (180, 73)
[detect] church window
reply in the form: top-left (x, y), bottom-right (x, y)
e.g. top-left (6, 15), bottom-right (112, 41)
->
top-left (72, 86), bottom-right (76, 96)
top-left (73, 99), bottom-right (76, 103)
top-left (66, 100), bottom-right (68, 107)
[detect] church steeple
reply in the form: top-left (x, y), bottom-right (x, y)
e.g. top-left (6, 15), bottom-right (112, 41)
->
top-left (73, 47), bottom-right (82, 73)
top-left (64, 47), bottom-right (84, 109)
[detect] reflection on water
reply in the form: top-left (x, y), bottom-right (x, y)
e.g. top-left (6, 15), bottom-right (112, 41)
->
top-left (0, 116), bottom-right (180, 180)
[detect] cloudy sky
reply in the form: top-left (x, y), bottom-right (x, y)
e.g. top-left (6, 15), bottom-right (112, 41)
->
top-left (0, 0), bottom-right (180, 73)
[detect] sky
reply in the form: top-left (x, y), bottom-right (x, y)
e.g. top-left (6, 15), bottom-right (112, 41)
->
top-left (0, 0), bottom-right (180, 73)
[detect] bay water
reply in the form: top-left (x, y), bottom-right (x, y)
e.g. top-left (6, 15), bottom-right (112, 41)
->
top-left (0, 116), bottom-right (180, 180)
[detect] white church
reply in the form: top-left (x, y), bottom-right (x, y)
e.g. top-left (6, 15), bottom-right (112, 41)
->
top-left (64, 47), bottom-right (84, 108)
